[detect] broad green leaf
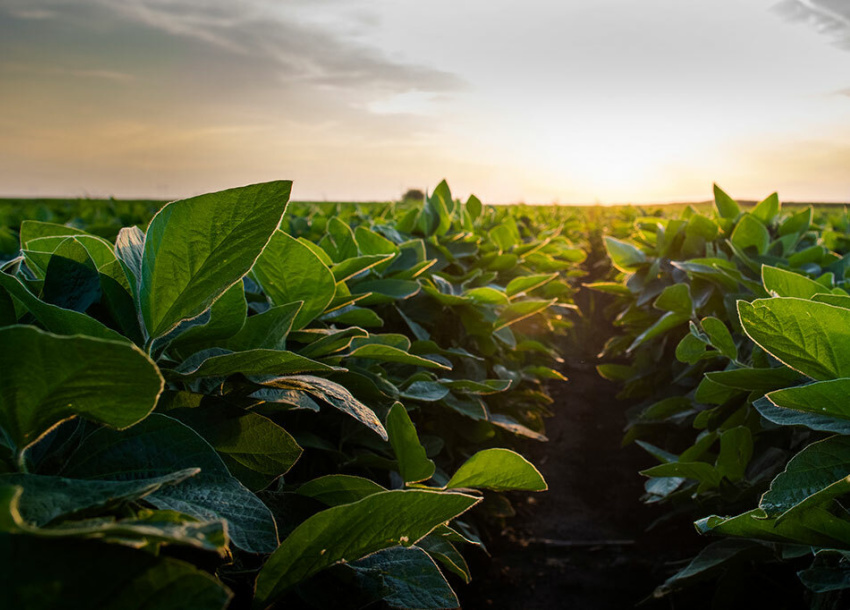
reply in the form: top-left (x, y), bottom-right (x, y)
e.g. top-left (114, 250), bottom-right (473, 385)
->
top-left (1, 534), bottom-right (232, 610)
top-left (351, 279), bottom-right (419, 305)
top-left (446, 448), bottom-right (547, 491)
top-left (730, 214), bottom-right (769, 255)
top-left (418, 533), bottom-right (471, 583)
top-left (464, 287), bottom-right (509, 305)
top-left (167, 282), bottom-right (247, 358)
top-left (696, 506), bottom-right (850, 548)
top-left (495, 298), bottom-right (555, 330)
top-left (767, 379), bottom-right (850, 420)
top-left (169, 349), bottom-right (340, 380)
top-left (165, 404), bottom-right (302, 491)
top-left (346, 344), bottom-right (451, 370)
top-left (465, 194), bottom-right (483, 220)
top-left (705, 367), bottom-right (802, 393)
top-left (701, 317), bottom-right (737, 360)
top-left (715, 426), bottom-right (752, 482)
top-left (654, 284), bottom-right (692, 315)
top-left (140, 181), bottom-right (290, 340)
top-left (350, 546), bottom-right (458, 609)
top-left (779, 207), bottom-right (812, 236)
top-left (641, 462), bottom-right (722, 488)
top-left (762, 266), bottom-right (830, 299)
top-left (438, 379), bottom-right (511, 394)
top-left (254, 490), bottom-right (479, 606)
top-left (400, 381), bottom-right (450, 402)
top-left (219, 302), bottom-right (301, 352)
top-left (326, 217), bottom-right (359, 262)
top-left (61, 414), bottom-right (278, 554)
top-left (627, 311), bottom-right (690, 353)
top-left (751, 193), bottom-right (780, 224)
top-left (332, 254), bottom-right (394, 283)
top-left (739, 298), bottom-right (850, 380)
top-left (0, 470), bottom-right (197, 527)
top-left (0, 490), bottom-right (226, 553)
top-left (506, 273), bottom-right (558, 297)
top-left (0, 273), bottom-right (125, 341)
top-left (604, 237), bottom-right (646, 272)
top-left (297, 475), bottom-right (385, 506)
top-left (754, 396), bottom-right (850, 435)
top-left (258, 375), bottom-right (387, 439)
top-left (41, 239), bottom-right (102, 313)
top-left (713, 184), bottom-right (740, 219)
top-left (19, 220), bottom-right (87, 250)
top-left (253, 229), bottom-right (336, 331)
top-left (0, 326), bottom-right (163, 452)
top-left (387, 403), bottom-right (435, 484)
top-left (759, 436), bottom-right (850, 520)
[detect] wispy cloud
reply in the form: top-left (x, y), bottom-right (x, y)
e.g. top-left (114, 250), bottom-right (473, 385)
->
top-left (776, 0), bottom-right (850, 47)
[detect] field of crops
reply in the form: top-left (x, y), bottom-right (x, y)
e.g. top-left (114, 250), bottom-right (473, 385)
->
top-left (2, 182), bottom-right (850, 609)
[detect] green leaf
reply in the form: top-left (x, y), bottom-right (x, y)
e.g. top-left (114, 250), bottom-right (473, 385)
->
top-left (751, 193), bottom-right (780, 224)
top-left (167, 282), bottom-right (247, 358)
top-left (0, 326), bottom-right (163, 452)
top-left (0, 470), bottom-right (197, 527)
top-left (387, 403), bottom-right (435, 484)
top-left (767, 379), bottom-right (850, 420)
top-left (641, 462), bottom-right (722, 488)
top-left (495, 298), bottom-right (555, 330)
top-left (253, 490), bottom-right (480, 606)
top-left (762, 266), bottom-right (830, 299)
top-left (297, 475), bottom-right (385, 506)
top-left (438, 379), bottom-right (511, 395)
top-left (169, 349), bottom-right (340, 380)
top-left (61, 414), bottom-right (279, 554)
top-left (446, 448), bottom-right (547, 491)
top-left (219, 302), bottom-right (301, 352)
top-left (759, 436), bottom-right (850, 521)
top-left (1, 534), bottom-right (232, 610)
top-left (715, 426), bottom-right (752, 482)
top-left (799, 566), bottom-right (850, 593)
top-left (779, 207), bottom-right (812, 236)
top-left (604, 237), bottom-right (646, 272)
top-left (739, 298), bottom-right (850, 380)
top-left (346, 344), bottom-right (451, 370)
top-left (465, 195), bottom-right (482, 220)
top-left (258, 375), bottom-right (387, 439)
top-left (165, 404), bottom-right (302, 491)
top-left (505, 273), bottom-right (558, 297)
top-left (696, 506), bottom-right (850, 548)
top-left (464, 287), bottom-right (509, 305)
top-left (730, 214), bottom-right (769, 255)
top-left (140, 181), bottom-right (291, 341)
top-left (713, 184), bottom-right (740, 219)
top-left (400, 382), bottom-right (450, 402)
top-left (628, 311), bottom-right (690, 353)
top-left (701, 317), bottom-right (738, 360)
top-left (19, 220), bottom-right (87, 250)
top-left (705, 367), bottom-right (802, 393)
top-left (350, 546), bottom-right (458, 609)
top-left (0, 273), bottom-right (125, 341)
top-left (654, 284), bottom-right (692, 315)
top-left (332, 254), bottom-right (394, 283)
top-left (253, 230), bottom-right (336, 331)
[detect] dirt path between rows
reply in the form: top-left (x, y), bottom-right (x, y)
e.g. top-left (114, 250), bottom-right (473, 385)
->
top-left (457, 367), bottom-right (705, 610)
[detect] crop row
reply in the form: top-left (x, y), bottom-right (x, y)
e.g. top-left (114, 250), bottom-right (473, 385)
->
top-left (595, 187), bottom-right (850, 607)
top-left (0, 181), bottom-right (586, 609)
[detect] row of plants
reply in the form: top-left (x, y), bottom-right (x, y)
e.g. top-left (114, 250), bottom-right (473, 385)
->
top-left (0, 181), bottom-right (586, 608)
top-left (593, 186), bottom-right (850, 606)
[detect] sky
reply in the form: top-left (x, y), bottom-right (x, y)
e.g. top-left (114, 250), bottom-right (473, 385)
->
top-left (1, 0), bottom-right (849, 204)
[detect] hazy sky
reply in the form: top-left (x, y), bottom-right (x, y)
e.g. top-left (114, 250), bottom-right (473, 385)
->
top-left (1, 0), bottom-right (849, 203)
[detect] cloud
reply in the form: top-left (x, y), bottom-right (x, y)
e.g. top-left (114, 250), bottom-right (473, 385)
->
top-left (0, 0), bottom-right (461, 97)
top-left (775, 0), bottom-right (850, 47)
